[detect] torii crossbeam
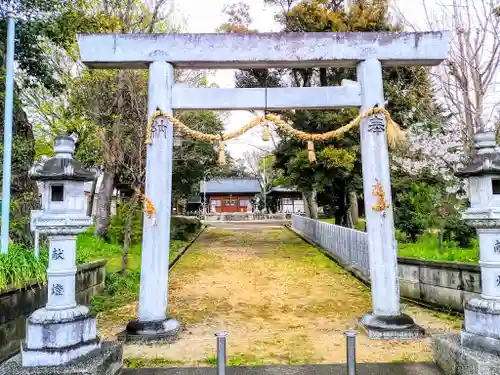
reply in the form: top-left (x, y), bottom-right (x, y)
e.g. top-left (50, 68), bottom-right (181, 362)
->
top-left (77, 31), bottom-right (451, 342)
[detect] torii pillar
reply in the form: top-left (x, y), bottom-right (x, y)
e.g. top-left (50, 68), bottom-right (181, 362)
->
top-left (77, 31), bottom-right (451, 341)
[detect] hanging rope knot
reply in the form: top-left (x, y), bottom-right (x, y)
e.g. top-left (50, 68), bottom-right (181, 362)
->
top-left (145, 115), bottom-right (154, 145)
top-left (263, 120), bottom-right (270, 142)
top-left (218, 134), bottom-right (226, 165)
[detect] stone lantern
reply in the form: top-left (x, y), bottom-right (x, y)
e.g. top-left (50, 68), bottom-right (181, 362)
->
top-left (21, 136), bottom-right (99, 366)
top-left (434, 131), bottom-right (500, 374)
top-left (458, 131), bottom-right (500, 350)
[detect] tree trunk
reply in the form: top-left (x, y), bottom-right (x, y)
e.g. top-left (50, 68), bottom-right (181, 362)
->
top-left (438, 221), bottom-right (445, 254)
top-left (334, 188), bottom-right (350, 227)
top-left (303, 190), bottom-right (318, 219)
top-left (349, 191), bottom-right (359, 226)
top-left (122, 200), bottom-right (134, 275)
top-left (94, 170), bottom-right (114, 237)
top-left (87, 175), bottom-right (98, 217)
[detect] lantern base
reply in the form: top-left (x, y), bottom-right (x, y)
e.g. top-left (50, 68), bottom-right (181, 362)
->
top-left (21, 305), bottom-right (100, 367)
top-left (462, 297), bottom-right (500, 356)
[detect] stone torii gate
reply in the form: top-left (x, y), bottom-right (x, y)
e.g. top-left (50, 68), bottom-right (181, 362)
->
top-left (78, 32), bottom-right (451, 340)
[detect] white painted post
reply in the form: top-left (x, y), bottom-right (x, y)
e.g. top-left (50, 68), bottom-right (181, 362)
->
top-left (357, 59), bottom-right (399, 316)
top-left (357, 59), bottom-right (421, 339)
top-left (34, 230), bottom-right (39, 259)
top-left (126, 61), bottom-right (180, 340)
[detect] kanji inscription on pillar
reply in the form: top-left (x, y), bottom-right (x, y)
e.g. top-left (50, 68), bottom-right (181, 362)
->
top-left (151, 118), bottom-right (168, 140)
top-left (494, 240), bottom-right (500, 254)
top-left (51, 283), bottom-right (64, 296)
top-left (367, 115), bottom-right (385, 133)
top-left (52, 248), bottom-right (64, 260)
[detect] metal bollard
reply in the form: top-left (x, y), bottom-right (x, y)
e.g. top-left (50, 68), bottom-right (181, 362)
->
top-left (344, 330), bottom-right (357, 375)
top-left (215, 331), bottom-right (228, 375)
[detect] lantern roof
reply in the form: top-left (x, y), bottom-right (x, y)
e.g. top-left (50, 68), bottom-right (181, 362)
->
top-left (456, 131), bottom-right (500, 177)
top-left (29, 136), bottom-right (95, 182)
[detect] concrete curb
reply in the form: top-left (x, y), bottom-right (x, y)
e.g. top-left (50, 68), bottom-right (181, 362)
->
top-left (169, 225), bottom-right (208, 270)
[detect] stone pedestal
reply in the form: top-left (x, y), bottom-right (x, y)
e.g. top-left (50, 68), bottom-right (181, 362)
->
top-left (0, 341), bottom-right (123, 375)
top-left (360, 313), bottom-right (425, 340)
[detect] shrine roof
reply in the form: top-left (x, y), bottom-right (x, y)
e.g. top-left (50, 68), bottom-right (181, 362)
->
top-left (201, 178), bottom-right (261, 194)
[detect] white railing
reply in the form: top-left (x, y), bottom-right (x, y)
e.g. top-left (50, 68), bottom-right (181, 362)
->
top-left (291, 214), bottom-right (370, 278)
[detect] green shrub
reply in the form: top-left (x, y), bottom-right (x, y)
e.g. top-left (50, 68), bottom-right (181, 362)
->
top-left (0, 245), bottom-right (48, 290)
top-left (171, 216), bottom-right (202, 241)
top-left (76, 231), bottom-right (122, 264)
top-left (91, 270), bottom-right (141, 312)
top-left (395, 229), bottom-right (408, 243)
top-left (107, 206), bottom-right (202, 244)
top-left (398, 232), bottom-right (479, 263)
top-left (107, 203), bottom-right (143, 245)
top-left (444, 217), bottom-right (476, 249)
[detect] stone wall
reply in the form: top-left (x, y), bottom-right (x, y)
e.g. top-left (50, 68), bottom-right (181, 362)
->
top-left (398, 257), bottom-right (480, 312)
top-left (0, 260), bottom-right (106, 363)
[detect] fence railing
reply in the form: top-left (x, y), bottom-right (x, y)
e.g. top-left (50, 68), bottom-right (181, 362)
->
top-left (291, 214), bottom-right (370, 279)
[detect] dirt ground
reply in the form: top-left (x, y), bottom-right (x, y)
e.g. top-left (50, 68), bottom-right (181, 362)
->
top-left (97, 226), bottom-right (461, 367)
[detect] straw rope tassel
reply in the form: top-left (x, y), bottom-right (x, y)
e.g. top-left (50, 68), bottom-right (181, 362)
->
top-left (135, 188), bottom-right (157, 226)
top-left (218, 137), bottom-right (226, 165)
top-left (307, 141), bottom-right (316, 162)
top-left (263, 121), bottom-right (270, 142)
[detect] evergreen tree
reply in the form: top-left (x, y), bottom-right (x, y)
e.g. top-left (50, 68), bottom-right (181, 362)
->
top-left (225, 0), bottom-right (446, 225)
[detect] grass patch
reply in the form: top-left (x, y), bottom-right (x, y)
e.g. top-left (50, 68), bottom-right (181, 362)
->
top-left (124, 357), bottom-right (184, 368)
top-left (169, 240), bottom-right (189, 262)
top-left (229, 353), bottom-right (267, 366)
top-left (319, 218), bottom-right (335, 224)
top-left (391, 352), bottom-right (418, 363)
top-left (91, 239), bottom-right (187, 314)
top-left (398, 233), bottom-right (479, 263)
top-left (90, 236), bottom-right (192, 313)
top-left (204, 355), bottom-right (217, 366)
top-left (91, 270), bottom-right (141, 313)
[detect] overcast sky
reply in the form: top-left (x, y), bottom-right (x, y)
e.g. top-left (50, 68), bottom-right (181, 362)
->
top-left (171, 0), bottom-right (439, 160)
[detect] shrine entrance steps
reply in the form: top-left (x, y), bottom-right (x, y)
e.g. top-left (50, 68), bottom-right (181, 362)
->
top-left (123, 363), bottom-right (444, 375)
